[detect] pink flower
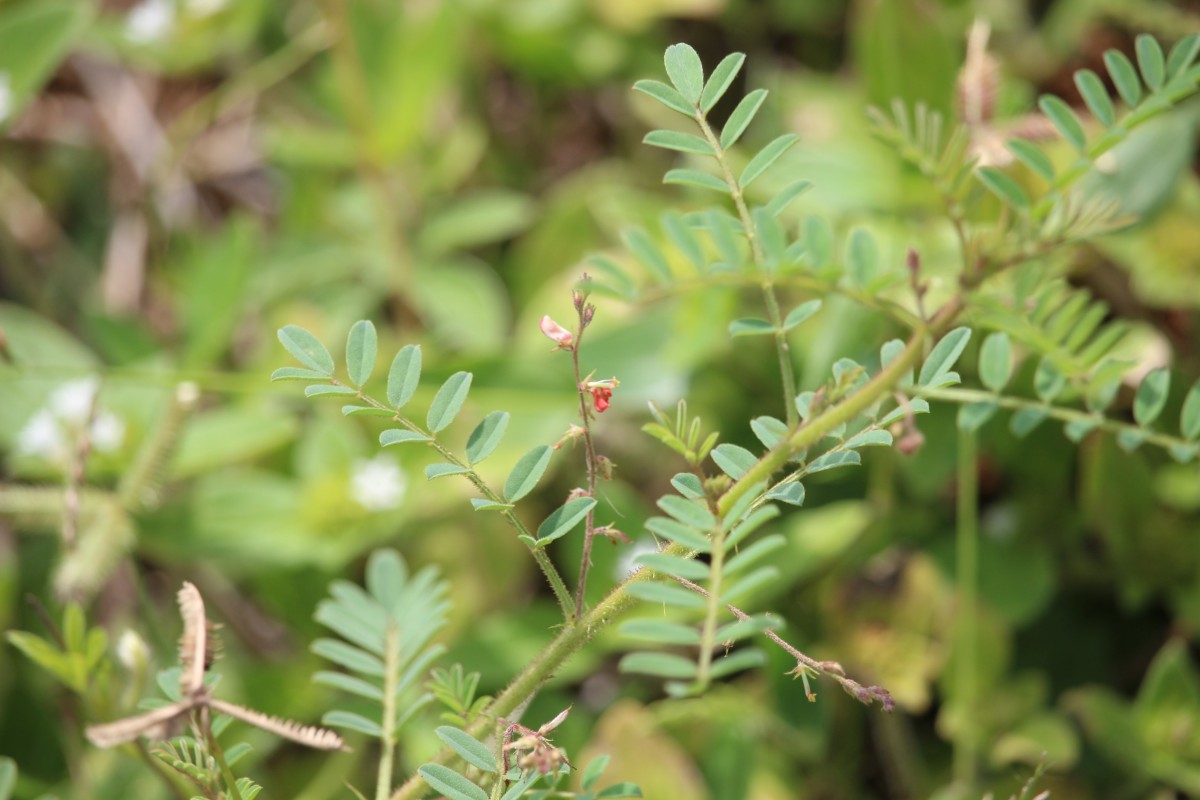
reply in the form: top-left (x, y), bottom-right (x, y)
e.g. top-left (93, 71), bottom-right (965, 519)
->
top-left (540, 315), bottom-right (573, 348)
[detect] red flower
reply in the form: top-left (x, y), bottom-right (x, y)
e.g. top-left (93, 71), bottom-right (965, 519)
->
top-left (590, 386), bottom-right (612, 413)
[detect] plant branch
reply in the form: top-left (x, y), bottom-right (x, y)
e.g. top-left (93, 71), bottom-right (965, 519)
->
top-left (389, 294), bottom-right (968, 799)
top-left (343, 382), bottom-right (576, 620)
top-left (670, 575), bottom-right (893, 710)
top-left (570, 310), bottom-right (602, 622)
top-left (376, 624), bottom-right (400, 800)
top-left (694, 113), bottom-right (799, 426)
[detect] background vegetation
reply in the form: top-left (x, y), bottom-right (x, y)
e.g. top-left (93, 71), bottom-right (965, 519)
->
top-left (1, 0), bottom-right (1199, 798)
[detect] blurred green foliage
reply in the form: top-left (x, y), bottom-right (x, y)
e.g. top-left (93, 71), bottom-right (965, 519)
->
top-left (1, 0), bottom-right (1199, 799)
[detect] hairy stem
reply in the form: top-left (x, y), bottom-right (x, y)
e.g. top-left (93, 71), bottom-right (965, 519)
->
top-left (200, 710), bottom-right (243, 800)
top-left (953, 428), bottom-right (979, 790)
top-left (377, 624), bottom-right (400, 800)
top-left (694, 113), bottom-right (799, 426)
top-left (571, 320), bottom-right (601, 621)
top-left (695, 520), bottom-right (726, 690)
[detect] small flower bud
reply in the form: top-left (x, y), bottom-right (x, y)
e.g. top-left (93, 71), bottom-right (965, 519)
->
top-left (540, 315), bottom-right (573, 348)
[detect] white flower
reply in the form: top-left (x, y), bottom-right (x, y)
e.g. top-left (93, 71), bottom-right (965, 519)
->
top-left (125, 0), bottom-right (175, 44)
top-left (0, 73), bottom-right (13, 126)
top-left (49, 377), bottom-right (100, 424)
top-left (91, 412), bottom-right (126, 453)
top-left (350, 455), bottom-right (407, 512)
top-left (16, 409), bottom-right (66, 459)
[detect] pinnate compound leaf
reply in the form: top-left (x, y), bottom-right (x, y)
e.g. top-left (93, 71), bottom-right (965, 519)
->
top-left (1074, 69), bottom-right (1115, 126)
top-left (1010, 407), bottom-right (1048, 437)
top-left (435, 727), bottom-right (497, 773)
top-left (427, 372), bottom-right (472, 433)
top-left (419, 765), bottom-right (488, 800)
top-left (465, 411), bottom-right (509, 464)
top-left (305, 385), bottom-right (357, 397)
top-left (426, 463), bottom-right (469, 480)
top-left (1104, 50), bottom-right (1143, 107)
top-left (1166, 34), bottom-right (1200, 80)
top-left (1181, 380), bottom-right (1200, 440)
top-left (764, 180), bottom-right (813, 217)
top-left (664, 43), bottom-right (704, 104)
top-left (977, 166), bottom-right (1031, 210)
top-left (622, 228), bottom-right (672, 283)
top-left (643, 129), bottom-right (713, 156)
top-left (1038, 95), bottom-right (1086, 151)
top-left (272, 366), bottom-right (330, 382)
top-left (536, 497), bottom-right (596, 544)
top-left (711, 443), bottom-right (758, 478)
top-left (504, 445), bottom-right (553, 502)
top-left (645, 517), bottom-right (711, 551)
top-left (979, 332), bottom-right (1012, 392)
top-left (595, 783), bottom-right (643, 799)
top-left (805, 450), bottom-right (861, 474)
top-left (708, 648), bottom-right (767, 679)
top-left (322, 711), bottom-right (383, 737)
top-left (664, 168), bottom-right (728, 193)
top-left (626, 582), bottom-right (706, 608)
top-left (582, 755), bottom-right (611, 791)
top-left (919, 327), bottom-right (971, 387)
top-left (620, 619), bottom-right (702, 645)
top-left (739, 134), bottom-right (799, 189)
top-left (843, 429), bottom-right (892, 449)
top-left (278, 325), bottom-right (333, 375)
top-left (765, 482), bottom-right (805, 506)
top-left (633, 79), bottom-right (694, 116)
top-left (1006, 139), bottom-right (1055, 182)
top-left (1136, 34), bottom-right (1166, 90)
top-left (636, 552), bottom-right (710, 581)
top-left (720, 88), bottom-right (767, 149)
top-left (387, 345), bottom-right (421, 409)
top-left (702, 52), bottom-right (744, 112)
top-left (958, 401), bottom-right (998, 432)
top-left (1133, 368), bottom-right (1170, 426)
top-left (380, 429), bottom-right (430, 446)
top-left (846, 228), bottom-right (878, 286)
top-left (729, 318), bottom-right (776, 337)
top-left (345, 320), bottom-right (377, 387)
top-left (670, 472), bottom-right (704, 498)
top-left (342, 405), bottom-right (392, 417)
top-left (470, 498), bottom-right (512, 511)
top-left (657, 495), bottom-right (715, 530)
top-left (750, 415), bottom-right (788, 448)
top-left (619, 651), bottom-right (699, 679)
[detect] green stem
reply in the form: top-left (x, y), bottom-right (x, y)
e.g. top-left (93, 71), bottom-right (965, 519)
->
top-left (920, 386), bottom-right (1198, 452)
top-left (953, 428), bottom-right (979, 791)
top-left (201, 711), bottom-right (243, 800)
top-left (695, 519), bottom-right (726, 690)
top-left (694, 113), bottom-right (799, 426)
top-left (377, 625), bottom-right (400, 800)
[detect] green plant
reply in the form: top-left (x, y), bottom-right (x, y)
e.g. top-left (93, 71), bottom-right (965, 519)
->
top-left (7, 18), bottom-right (1200, 800)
